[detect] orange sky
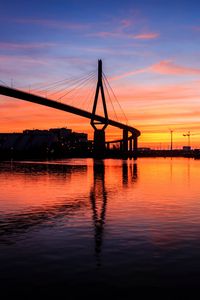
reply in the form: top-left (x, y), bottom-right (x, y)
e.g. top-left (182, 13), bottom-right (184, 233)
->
top-left (1, 73), bottom-right (200, 149)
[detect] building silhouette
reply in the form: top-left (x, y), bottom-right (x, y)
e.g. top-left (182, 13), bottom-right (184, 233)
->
top-left (0, 128), bottom-right (89, 159)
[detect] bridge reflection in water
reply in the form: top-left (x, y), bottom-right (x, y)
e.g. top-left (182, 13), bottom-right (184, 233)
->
top-left (90, 160), bottom-right (107, 265)
top-left (90, 159), bottom-right (138, 266)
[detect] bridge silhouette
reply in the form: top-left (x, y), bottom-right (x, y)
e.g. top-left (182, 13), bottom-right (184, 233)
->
top-left (0, 60), bottom-right (140, 158)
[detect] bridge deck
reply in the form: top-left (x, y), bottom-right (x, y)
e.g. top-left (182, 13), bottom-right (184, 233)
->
top-left (0, 85), bottom-right (140, 138)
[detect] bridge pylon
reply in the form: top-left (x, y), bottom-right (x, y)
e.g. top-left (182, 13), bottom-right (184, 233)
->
top-left (91, 60), bottom-right (108, 158)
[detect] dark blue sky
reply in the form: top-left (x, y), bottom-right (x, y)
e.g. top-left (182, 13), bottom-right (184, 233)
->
top-left (1, 0), bottom-right (200, 74)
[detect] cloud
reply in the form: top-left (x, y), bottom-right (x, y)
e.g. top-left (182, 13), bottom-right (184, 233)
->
top-left (115, 80), bottom-right (200, 103)
top-left (0, 100), bottom-right (21, 109)
top-left (87, 15), bottom-right (159, 41)
top-left (191, 26), bottom-right (200, 32)
top-left (0, 55), bottom-right (48, 66)
top-left (109, 68), bottom-right (148, 81)
top-left (130, 32), bottom-right (159, 40)
top-left (88, 31), bottom-right (119, 38)
top-left (120, 19), bottom-right (133, 29)
top-left (110, 60), bottom-right (200, 81)
top-left (14, 18), bottom-right (89, 30)
top-left (150, 60), bottom-right (200, 75)
top-left (0, 42), bottom-right (56, 50)
top-left (127, 110), bottom-right (200, 121)
top-left (89, 31), bottom-right (159, 40)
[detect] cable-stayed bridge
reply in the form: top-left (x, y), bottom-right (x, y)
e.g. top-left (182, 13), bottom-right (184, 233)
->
top-left (0, 60), bottom-right (140, 158)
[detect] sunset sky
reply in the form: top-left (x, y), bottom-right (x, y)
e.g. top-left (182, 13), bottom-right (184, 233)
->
top-left (1, 0), bottom-right (200, 148)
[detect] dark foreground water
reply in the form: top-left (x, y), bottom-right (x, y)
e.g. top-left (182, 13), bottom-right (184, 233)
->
top-left (0, 158), bottom-right (200, 295)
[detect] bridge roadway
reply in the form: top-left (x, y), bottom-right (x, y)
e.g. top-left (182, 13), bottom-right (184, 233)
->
top-left (0, 85), bottom-right (141, 140)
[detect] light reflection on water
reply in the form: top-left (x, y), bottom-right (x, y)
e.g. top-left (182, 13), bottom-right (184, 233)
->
top-left (0, 157), bottom-right (200, 292)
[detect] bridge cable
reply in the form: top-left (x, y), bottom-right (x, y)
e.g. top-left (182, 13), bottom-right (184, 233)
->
top-left (0, 80), bottom-right (9, 87)
top-left (43, 71), bottom-right (96, 94)
top-left (29, 69), bottom-right (95, 89)
top-left (78, 76), bottom-right (96, 110)
top-left (61, 73), bottom-right (96, 108)
top-left (48, 71), bottom-right (96, 98)
top-left (103, 72), bottom-right (128, 124)
top-left (56, 73), bottom-right (96, 103)
top-left (27, 70), bottom-right (96, 94)
top-left (102, 76), bottom-right (119, 122)
top-left (57, 72), bottom-right (96, 101)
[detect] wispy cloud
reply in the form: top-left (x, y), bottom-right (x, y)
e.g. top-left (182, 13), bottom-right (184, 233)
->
top-left (14, 18), bottom-right (89, 30)
top-left (191, 26), bottom-right (200, 32)
top-left (89, 31), bottom-right (119, 38)
top-left (11, 16), bottom-right (159, 41)
top-left (115, 80), bottom-right (200, 104)
top-left (127, 110), bottom-right (200, 121)
top-left (109, 68), bottom-right (148, 81)
top-left (120, 19), bottom-right (133, 29)
top-left (150, 60), bottom-right (200, 75)
top-left (130, 32), bottom-right (159, 40)
top-left (0, 42), bottom-right (56, 50)
top-left (87, 15), bottom-right (159, 41)
top-left (0, 55), bottom-right (48, 65)
top-left (89, 31), bottom-right (159, 40)
top-left (110, 60), bottom-right (200, 81)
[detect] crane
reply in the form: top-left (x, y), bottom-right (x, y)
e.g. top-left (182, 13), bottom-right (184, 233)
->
top-left (183, 131), bottom-right (191, 147)
top-left (183, 131), bottom-right (200, 148)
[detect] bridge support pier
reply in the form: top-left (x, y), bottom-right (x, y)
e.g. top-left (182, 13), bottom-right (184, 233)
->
top-left (106, 142), bottom-right (110, 150)
top-left (120, 141), bottom-right (123, 152)
top-left (123, 129), bottom-right (128, 159)
top-left (133, 136), bottom-right (138, 160)
top-left (93, 129), bottom-right (106, 158)
top-left (129, 138), bottom-right (133, 154)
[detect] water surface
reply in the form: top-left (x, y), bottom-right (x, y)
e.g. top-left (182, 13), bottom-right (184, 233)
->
top-left (0, 158), bottom-right (200, 294)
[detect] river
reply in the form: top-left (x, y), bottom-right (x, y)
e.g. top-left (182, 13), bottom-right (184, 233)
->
top-left (0, 158), bottom-right (200, 294)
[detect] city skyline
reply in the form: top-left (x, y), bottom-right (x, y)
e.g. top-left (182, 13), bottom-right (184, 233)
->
top-left (1, 0), bottom-right (200, 148)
